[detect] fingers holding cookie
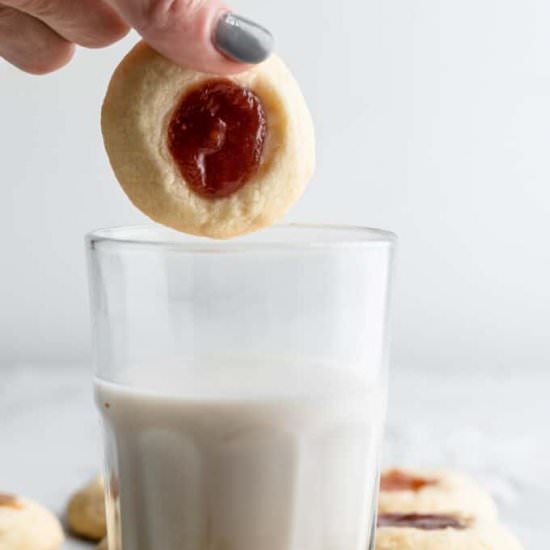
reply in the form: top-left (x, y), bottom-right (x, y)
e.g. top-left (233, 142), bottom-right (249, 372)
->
top-left (0, 0), bottom-right (129, 48)
top-left (0, 492), bottom-right (63, 550)
top-left (0, 6), bottom-right (74, 74)
top-left (66, 476), bottom-right (106, 541)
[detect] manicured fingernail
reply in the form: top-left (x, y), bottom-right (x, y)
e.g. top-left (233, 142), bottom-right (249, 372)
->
top-left (214, 13), bottom-right (274, 64)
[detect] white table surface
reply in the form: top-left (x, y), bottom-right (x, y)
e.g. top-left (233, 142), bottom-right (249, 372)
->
top-left (1, 363), bottom-right (547, 549)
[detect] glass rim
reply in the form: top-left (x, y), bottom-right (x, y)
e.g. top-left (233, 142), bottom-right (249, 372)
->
top-left (86, 223), bottom-right (397, 253)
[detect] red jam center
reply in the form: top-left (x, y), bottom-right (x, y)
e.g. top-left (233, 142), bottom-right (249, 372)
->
top-left (377, 513), bottom-right (467, 530)
top-left (167, 79), bottom-right (267, 200)
top-left (380, 469), bottom-right (436, 492)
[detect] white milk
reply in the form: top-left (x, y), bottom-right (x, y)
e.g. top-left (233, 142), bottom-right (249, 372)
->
top-left (95, 360), bottom-right (384, 550)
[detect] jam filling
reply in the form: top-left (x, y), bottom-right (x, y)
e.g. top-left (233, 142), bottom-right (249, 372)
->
top-left (167, 79), bottom-right (267, 200)
top-left (380, 469), bottom-right (436, 492)
top-left (0, 493), bottom-right (20, 508)
top-left (377, 513), bottom-right (467, 530)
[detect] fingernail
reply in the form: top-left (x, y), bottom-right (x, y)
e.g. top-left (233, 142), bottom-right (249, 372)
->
top-left (214, 13), bottom-right (274, 64)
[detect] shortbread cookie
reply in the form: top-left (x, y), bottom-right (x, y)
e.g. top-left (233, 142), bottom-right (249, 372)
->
top-left (376, 513), bottom-right (523, 550)
top-left (0, 493), bottom-right (63, 550)
top-left (379, 468), bottom-right (498, 520)
top-left (102, 42), bottom-right (315, 239)
top-left (66, 477), bottom-right (106, 541)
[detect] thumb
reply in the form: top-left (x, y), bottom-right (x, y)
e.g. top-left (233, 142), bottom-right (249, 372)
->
top-left (110, 0), bottom-right (274, 74)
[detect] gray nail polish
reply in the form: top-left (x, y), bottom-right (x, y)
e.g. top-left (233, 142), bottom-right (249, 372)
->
top-left (215, 13), bottom-right (274, 64)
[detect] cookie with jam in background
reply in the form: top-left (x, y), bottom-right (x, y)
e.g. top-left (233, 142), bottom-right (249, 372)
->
top-left (101, 41), bottom-right (315, 239)
top-left (379, 468), bottom-right (498, 521)
top-left (0, 492), bottom-right (63, 550)
top-left (375, 513), bottom-right (524, 550)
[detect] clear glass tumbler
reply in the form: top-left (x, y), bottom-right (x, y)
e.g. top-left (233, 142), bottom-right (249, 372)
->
top-left (86, 224), bottom-right (396, 550)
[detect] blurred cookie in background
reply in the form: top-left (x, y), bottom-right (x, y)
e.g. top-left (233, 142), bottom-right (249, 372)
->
top-left (376, 512), bottom-right (523, 550)
top-left (379, 467), bottom-right (498, 520)
top-left (66, 476), bottom-right (106, 541)
top-left (0, 492), bottom-right (63, 550)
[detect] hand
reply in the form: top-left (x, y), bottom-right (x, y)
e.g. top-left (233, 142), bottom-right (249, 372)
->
top-left (0, 0), bottom-right (273, 75)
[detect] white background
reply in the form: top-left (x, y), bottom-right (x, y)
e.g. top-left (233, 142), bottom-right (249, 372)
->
top-left (1, 0), bottom-right (550, 371)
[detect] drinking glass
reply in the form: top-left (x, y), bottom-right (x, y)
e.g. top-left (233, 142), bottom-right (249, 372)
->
top-left (86, 224), bottom-right (395, 550)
